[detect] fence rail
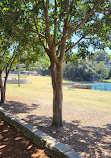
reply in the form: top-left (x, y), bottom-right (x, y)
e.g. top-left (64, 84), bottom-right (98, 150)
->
top-left (92, 85), bottom-right (111, 91)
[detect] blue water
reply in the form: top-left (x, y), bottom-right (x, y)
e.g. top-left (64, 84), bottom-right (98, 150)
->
top-left (82, 82), bottom-right (111, 91)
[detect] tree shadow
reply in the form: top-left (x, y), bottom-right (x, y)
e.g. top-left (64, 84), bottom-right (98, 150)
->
top-left (0, 101), bottom-right (111, 157)
top-left (0, 101), bottom-right (39, 114)
top-left (0, 118), bottom-right (50, 158)
top-left (24, 114), bottom-right (111, 158)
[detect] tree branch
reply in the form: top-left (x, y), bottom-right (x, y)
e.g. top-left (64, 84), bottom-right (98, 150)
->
top-left (23, 0), bottom-right (27, 8)
top-left (42, 0), bottom-right (52, 48)
top-left (2, 56), bottom-right (14, 72)
top-left (32, 16), bottom-right (51, 58)
top-left (65, 34), bottom-right (87, 53)
top-left (58, 0), bottom-right (69, 62)
top-left (55, 0), bottom-right (102, 47)
top-left (6, 52), bottom-right (19, 75)
top-left (26, 29), bottom-right (46, 38)
top-left (14, 25), bottom-right (46, 39)
top-left (84, 36), bottom-right (108, 39)
top-left (53, 0), bottom-right (57, 44)
top-left (56, 45), bottom-right (61, 57)
top-left (39, 37), bottom-right (50, 57)
top-left (94, 10), bottom-right (110, 13)
top-left (1, 52), bottom-right (6, 58)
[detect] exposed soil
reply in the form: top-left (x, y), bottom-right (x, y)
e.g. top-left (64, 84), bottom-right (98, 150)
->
top-left (0, 118), bottom-right (50, 158)
top-left (0, 96), bottom-right (111, 158)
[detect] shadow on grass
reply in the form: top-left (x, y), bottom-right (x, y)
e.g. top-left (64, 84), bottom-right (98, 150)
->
top-left (0, 101), bottom-right (39, 114)
top-left (0, 101), bottom-right (111, 158)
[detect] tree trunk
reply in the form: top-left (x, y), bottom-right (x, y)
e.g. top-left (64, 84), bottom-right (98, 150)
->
top-left (50, 62), bottom-right (63, 127)
top-left (0, 73), bottom-right (6, 103)
top-left (18, 63), bottom-right (20, 87)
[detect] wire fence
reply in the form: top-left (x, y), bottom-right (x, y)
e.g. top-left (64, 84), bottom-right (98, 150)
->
top-left (92, 84), bottom-right (111, 91)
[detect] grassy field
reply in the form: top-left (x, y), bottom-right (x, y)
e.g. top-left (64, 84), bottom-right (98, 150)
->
top-left (6, 76), bottom-right (111, 114)
top-left (103, 79), bottom-right (111, 82)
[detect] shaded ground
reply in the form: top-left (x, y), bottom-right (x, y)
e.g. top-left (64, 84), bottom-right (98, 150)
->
top-left (0, 98), bottom-right (111, 158)
top-left (0, 118), bottom-right (50, 158)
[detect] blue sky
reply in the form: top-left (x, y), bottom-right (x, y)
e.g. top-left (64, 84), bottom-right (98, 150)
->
top-left (73, 47), bottom-right (111, 55)
top-left (105, 47), bottom-right (111, 55)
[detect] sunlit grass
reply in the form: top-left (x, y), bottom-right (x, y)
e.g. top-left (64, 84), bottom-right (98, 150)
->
top-left (6, 76), bottom-right (53, 99)
top-left (63, 87), bottom-right (111, 113)
top-left (103, 79), bottom-right (111, 82)
top-left (6, 76), bottom-right (111, 114)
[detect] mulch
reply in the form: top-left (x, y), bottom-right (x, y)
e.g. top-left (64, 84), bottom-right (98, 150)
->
top-left (0, 118), bottom-right (50, 158)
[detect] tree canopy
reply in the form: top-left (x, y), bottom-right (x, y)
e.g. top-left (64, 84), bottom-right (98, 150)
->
top-left (63, 59), bottom-right (96, 81)
top-left (92, 50), bottom-right (110, 64)
top-left (0, 0), bottom-right (110, 56)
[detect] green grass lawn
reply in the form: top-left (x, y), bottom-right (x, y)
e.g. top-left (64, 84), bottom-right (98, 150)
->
top-left (103, 79), bottom-right (111, 82)
top-left (6, 76), bottom-right (111, 114)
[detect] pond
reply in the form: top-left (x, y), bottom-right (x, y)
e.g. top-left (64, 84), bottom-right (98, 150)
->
top-left (82, 82), bottom-right (111, 91)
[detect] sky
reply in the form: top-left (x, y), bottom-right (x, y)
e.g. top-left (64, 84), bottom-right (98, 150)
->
top-left (73, 47), bottom-right (111, 56)
top-left (105, 47), bottom-right (111, 55)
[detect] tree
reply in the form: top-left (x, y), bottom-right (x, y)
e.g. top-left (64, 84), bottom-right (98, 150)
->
top-left (0, 37), bottom-right (22, 103)
top-left (91, 51), bottom-right (111, 80)
top-left (92, 51), bottom-right (110, 64)
top-left (95, 61), bottom-right (109, 80)
top-left (0, 36), bottom-right (45, 103)
top-left (0, 12), bottom-right (46, 102)
top-left (20, 53), bottom-right (49, 71)
top-left (63, 60), bottom-right (96, 81)
top-left (1, 0), bottom-right (110, 127)
top-left (108, 69), bottom-right (111, 79)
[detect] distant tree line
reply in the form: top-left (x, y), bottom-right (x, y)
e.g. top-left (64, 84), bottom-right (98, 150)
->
top-left (63, 51), bottom-right (111, 81)
top-left (11, 51), bottom-right (111, 82)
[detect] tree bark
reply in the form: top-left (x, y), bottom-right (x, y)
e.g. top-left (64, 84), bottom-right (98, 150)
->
top-left (0, 73), bottom-right (6, 103)
top-left (50, 62), bottom-right (63, 127)
top-left (18, 63), bottom-right (20, 87)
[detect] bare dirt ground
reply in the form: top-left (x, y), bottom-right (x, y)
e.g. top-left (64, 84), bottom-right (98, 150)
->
top-left (1, 97), bottom-right (111, 158)
top-left (0, 118), bottom-right (50, 158)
